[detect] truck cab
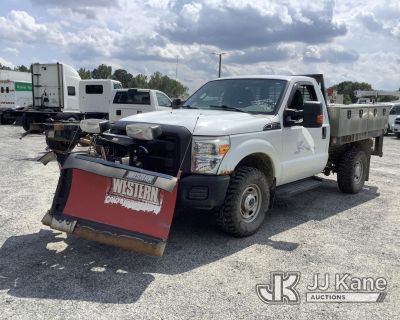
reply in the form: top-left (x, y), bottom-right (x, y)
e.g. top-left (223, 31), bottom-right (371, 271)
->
top-left (109, 88), bottom-right (172, 122)
top-left (78, 79), bottom-right (123, 116)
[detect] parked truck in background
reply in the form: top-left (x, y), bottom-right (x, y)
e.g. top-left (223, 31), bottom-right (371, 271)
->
top-left (0, 80), bottom-right (32, 124)
top-left (3, 63), bottom-right (123, 131)
top-left (0, 69), bottom-right (32, 124)
top-left (392, 116), bottom-right (400, 138)
top-left (41, 74), bottom-right (388, 256)
top-left (388, 102), bottom-right (400, 133)
top-left (44, 88), bottom-right (172, 151)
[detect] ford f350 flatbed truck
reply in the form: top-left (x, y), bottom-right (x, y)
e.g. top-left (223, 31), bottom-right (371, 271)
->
top-left (41, 75), bottom-right (388, 256)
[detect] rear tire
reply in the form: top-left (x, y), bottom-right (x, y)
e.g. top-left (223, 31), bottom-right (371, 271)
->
top-left (215, 166), bottom-right (270, 237)
top-left (21, 113), bottom-right (43, 133)
top-left (337, 148), bottom-right (367, 194)
top-left (21, 113), bottom-right (31, 131)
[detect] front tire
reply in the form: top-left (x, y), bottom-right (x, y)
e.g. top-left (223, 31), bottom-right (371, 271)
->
top-left (215, 166), bottom-right (270, 237)
top-left (396, 133), bottom-right (400, 139)
top-left (337, 148), bottom-right (368, 194)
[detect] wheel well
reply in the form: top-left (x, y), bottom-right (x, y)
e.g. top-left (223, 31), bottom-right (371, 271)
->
top-left (235, 153), bottom-right (274, 185)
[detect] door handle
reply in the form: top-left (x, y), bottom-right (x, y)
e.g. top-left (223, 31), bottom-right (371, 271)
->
top-left (322, 126), bottom-right (327, 139)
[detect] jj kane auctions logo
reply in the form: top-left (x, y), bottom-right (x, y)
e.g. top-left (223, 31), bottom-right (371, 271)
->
top-left (257, 272), bottom-right (387, 304)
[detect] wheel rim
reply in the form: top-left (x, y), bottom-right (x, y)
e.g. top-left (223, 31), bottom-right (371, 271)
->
top-left (354, 160), bottom-right (364, 184)
top-left (240, 184), bottom-right (262, 223)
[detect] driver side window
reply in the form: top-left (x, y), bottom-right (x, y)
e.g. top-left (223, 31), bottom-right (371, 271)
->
top-left (298, 84), bottom-right (318, 103)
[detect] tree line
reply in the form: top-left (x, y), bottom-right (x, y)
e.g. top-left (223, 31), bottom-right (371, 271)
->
top-left (78, 64), bottom-right (188, 98)
top-left (328, 81), bottom-right (399, 104)
top-left (0, 64), bottom-right (30, 73)
top-left (0, 63), bottom-right (188, 98)
top-left (2, 63), bottom-right (398, 102)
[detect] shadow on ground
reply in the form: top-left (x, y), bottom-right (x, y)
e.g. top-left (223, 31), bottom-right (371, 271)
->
top-left (0, 179), bottom-right (379, 303)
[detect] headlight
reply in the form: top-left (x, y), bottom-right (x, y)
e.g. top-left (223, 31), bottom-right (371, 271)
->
top-left (126, 123), bottom-right (162, 140)
top-left (191, 136), bottom-right (230, 174)
top-left (79, 119), bottom-right (109, 133)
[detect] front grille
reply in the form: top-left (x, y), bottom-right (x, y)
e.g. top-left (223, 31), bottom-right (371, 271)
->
top-left (110, 122), bottom-right (192, 176)
top-left (395, 118), bottom-right (400, 125)
top-left (135, 134), bottom-right (180, 176)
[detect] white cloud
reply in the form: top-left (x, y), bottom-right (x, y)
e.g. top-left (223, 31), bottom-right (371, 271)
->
top-left (0, 56), bottom-right (14, 68)
top-left (0, 1), bottom-right (399, 92)
top-left (0, 10), bottom-right (65, 45)
top-left (3, 47), bottom-right (19, 56)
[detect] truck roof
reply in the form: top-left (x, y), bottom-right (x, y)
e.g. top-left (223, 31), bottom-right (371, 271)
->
top-left (116, 88), bottom-right (164, 93)
top-left (214, 75), bottom-right (317, 82)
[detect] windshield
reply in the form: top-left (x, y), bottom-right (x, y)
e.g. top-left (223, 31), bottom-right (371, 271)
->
top-left (184, 79), bottom-right (287, 114)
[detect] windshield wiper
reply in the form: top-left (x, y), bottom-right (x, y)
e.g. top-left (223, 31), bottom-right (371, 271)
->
top-left (181, 105), bottom-right (198, 109)
top-left (208, 105), bottom-right (246, 113)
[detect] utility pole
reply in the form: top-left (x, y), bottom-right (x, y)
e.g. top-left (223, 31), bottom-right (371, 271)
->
top-left (175, 56), bottom-right (179, 80)
top-left (212, 52), bottom-right (226, 78)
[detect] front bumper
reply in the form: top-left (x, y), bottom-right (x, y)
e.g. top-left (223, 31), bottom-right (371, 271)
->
top-left (177, 174), bottom-right (231, 210)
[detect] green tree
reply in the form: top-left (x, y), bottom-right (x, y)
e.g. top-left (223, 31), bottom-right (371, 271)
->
top-left (14, 65), bottom-right (29, 72)
top-left (91, 64), bottom-right (112, 79)
top-left (329, 81), bottom-right (373, 104)
top-left (112, 69), bottom-right (133, 88)
top-left (377, 95), bottom-right (399, 102)
top-left (129, 74), bottom-right (149, 88)
top-left (78, 68), bottom-right (92, 79)
top-left (0, 63), bottom-right (12, 70)
top-left (148, 72), bottom-right (188, 97)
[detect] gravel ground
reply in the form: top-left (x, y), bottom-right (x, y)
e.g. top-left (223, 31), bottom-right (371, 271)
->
top-left (0, 125), bottom-right (399, 320)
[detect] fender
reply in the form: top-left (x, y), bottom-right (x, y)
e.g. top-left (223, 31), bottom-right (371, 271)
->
top-left (218, 136), bottom-right (282, 184)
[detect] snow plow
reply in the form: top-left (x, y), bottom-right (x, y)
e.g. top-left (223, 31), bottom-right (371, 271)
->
top-left (41, 122), bottom-right (181, 256)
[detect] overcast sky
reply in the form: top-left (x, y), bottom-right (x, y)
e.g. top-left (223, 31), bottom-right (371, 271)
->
top-left (0, 0), bottom-right (399, 92)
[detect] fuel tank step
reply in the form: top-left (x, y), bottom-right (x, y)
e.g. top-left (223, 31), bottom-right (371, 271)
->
top-left (276, 176), bottom-right (323, 198)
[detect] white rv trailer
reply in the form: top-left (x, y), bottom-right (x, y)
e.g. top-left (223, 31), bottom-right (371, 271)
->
top-left (0, 70), bottom-right (33, 124)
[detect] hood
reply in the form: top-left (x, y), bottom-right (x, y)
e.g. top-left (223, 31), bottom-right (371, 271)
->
top-left (117, 109), bottom-right (277, 135)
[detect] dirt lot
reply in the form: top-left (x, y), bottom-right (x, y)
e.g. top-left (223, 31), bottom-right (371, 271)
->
top-left (0, 125), bottom-right (399, 319)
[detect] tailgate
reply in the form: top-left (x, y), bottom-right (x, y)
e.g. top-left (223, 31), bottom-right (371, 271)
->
top-left (43, 154), bottom-right (178, 256)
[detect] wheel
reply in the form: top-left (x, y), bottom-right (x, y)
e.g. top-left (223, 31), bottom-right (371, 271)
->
top-left (215, 166), bottom-right (270, 237)
top-left (21, 113), bottom-right (43, 132)
top-left (396, 133), bottom-right (400, 139)
top-left (337, 148), bottom-right (368, 194)
top-left (21, 113), bottom-right (31, 131)
top-left (383, 125), bottom-right (389, 136)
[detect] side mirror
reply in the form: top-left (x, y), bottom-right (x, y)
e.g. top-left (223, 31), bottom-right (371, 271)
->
top-left (283, 109), bottom-right (303, 127)
top-left (303, 101), bottom-right (323, 128)
top-left (171, 98), bottom-right (183, 109)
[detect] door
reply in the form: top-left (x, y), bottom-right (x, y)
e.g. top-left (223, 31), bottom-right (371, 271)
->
top-left (280, 82), bottom-right (329, 184)
top-left (155, 92), bottom-right (172, 111)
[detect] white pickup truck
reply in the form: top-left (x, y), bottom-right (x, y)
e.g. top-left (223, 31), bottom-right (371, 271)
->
top-left (109, 88), bottom-right (172, 122)
top-left (41, 75), bottom-right (388, 256)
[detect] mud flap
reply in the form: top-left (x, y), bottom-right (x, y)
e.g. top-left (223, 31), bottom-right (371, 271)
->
top-left (43, 154), bottom-right (179, 256)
